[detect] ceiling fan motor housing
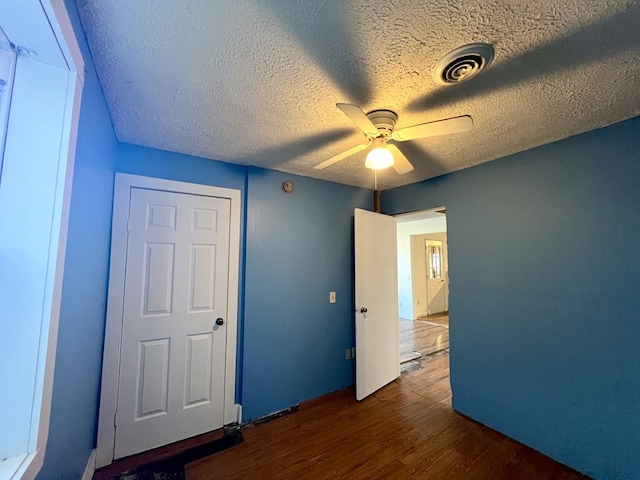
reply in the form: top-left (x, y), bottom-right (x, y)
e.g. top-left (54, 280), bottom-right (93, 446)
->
top-left (366, 109), bottom-right (398, 137)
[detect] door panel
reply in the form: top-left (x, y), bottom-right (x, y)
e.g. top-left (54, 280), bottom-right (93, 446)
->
top-left (354, 208), bottom-right (400, 401)
top-left (136, 339), bottom-right (170, 419)
top-left (185, 333), bottom-right (214, 406)
top-left (114, 187), bottom-right (230, 459)
top-left (189, 245), bottom-right (217, 311)
top-left (427, 283), bottom-right (445, 314)
top-left (143, 243), bottom-right (174, 315)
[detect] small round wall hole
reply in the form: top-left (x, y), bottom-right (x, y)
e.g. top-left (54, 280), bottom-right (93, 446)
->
top-left (282, 181), bottom-right (294, 193)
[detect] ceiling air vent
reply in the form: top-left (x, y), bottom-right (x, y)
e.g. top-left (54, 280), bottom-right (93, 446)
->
top-left (434, 43), bottom-right (494, 85)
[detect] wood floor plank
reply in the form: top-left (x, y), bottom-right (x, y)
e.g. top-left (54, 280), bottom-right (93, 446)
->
top-left (399, 317), bottom-right (449, 362)
top-left (184, 352), bottom-right (589, 480)
top-left (416, 312), bottom-right (450, 327)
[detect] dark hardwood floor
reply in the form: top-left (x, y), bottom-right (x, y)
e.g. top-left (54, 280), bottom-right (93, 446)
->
top-left (96, 314), bottom-right (587, 480)
top-left (185, 352), bottom-right (589, 480)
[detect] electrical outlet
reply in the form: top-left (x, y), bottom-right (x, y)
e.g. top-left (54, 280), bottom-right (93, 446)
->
top-left (329, 291), bottom-right (336, 303)
top-left (345, 348), bottom-right (351, 360)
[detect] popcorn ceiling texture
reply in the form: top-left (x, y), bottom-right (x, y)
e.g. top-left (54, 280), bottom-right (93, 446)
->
top-left (76, 0), bottom-right (640, 190)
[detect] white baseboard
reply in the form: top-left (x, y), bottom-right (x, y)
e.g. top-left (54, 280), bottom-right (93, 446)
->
top-left (81, 449), bottom-right (96, 480)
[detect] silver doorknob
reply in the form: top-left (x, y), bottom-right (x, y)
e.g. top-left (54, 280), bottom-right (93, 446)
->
top-left (360, 307), bottom-right (368, 313)
top-left (215, 318), bottom-right (224, 326)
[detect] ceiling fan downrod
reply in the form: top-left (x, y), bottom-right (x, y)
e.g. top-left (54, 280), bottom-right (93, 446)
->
top-left (374, 190), bottom-right (381, 213)
top-left (373, 170), bottom-right (381, 213)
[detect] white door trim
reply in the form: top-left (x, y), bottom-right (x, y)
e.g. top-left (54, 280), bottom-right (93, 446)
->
top-left (96, 173), bottom-right (242, 468)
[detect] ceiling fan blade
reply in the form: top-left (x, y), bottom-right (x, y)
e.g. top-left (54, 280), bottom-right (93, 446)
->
top-left (388, 144), bottom-right (414, 174)
top-left (391, 115), bottom-right (473, 142)
top-left (336, 103), bottom-right (379, 137)
top-left (314, 143), bottom-right (369, 170)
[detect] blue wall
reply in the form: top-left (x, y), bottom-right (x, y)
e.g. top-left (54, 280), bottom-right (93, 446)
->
top-left (116, 143), bottom-right (246, 191)
top-left (383, 116), bottom-right (640, 480)
top-left (37, 1), bottom-right (119, 478)
top-left (113, 158), bottom-right (373, 421)
top-left (242, 167), bottom-right (371, 419)
top-left (114, 157), bottom-right (371, 429)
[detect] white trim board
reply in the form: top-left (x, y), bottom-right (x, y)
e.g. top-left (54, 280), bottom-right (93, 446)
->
top-left (95, 173), bottom-right (242, 468)
top-left (81, 450), bottom-right (96, 480)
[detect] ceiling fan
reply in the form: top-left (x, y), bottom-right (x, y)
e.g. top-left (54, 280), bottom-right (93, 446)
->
top-left (314, 103), bottom-right (474, 174)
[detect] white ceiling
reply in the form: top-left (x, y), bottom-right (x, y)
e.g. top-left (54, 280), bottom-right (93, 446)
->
top-left (76, 0), bottom-right (640, 190)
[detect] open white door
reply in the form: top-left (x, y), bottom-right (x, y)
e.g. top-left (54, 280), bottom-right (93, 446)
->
top-left (354, 208), bottom-right (400, 400)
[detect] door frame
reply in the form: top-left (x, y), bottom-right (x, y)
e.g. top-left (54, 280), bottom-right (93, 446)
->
top-left (96, 173), bottom-right (242, 468)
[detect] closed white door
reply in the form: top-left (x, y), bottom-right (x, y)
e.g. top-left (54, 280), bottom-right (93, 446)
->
top-left (426, 240), bottom-right (446, 315)
top-left (354, 208), bottom-right (399, 401)
top-left (114, 187), bottom-right (230, 458)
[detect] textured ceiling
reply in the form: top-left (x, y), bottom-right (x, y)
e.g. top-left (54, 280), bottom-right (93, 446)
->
top-left (76, 0), bottom-right (640, 190)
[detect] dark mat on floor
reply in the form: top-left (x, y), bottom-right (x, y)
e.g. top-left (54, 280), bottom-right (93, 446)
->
top-left (117, 464), bottom-right (185, 480)
top-left (112, 429), bottom-right (244, 480)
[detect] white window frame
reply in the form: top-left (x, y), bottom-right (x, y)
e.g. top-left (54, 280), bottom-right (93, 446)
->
top-left (0, 1), bottom-right (84, 478)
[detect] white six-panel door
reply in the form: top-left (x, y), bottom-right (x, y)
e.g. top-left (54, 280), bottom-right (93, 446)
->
top-left (114, 187), bottom-right (231, 458)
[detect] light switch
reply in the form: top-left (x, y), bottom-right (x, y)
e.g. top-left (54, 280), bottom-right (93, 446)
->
top-left (329, 291), bottom-right (336, 303)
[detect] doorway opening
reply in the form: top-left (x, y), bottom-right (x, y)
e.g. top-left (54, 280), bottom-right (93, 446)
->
top-left (394, 207), bottom-right (450, 370)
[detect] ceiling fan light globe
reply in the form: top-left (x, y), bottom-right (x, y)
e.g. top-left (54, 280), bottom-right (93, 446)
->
top-left (365, 147), bottom-right (394, 170)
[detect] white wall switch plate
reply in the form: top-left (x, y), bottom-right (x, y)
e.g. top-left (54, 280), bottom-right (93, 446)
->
top-left (329, 291), bottom-right (336, 303)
